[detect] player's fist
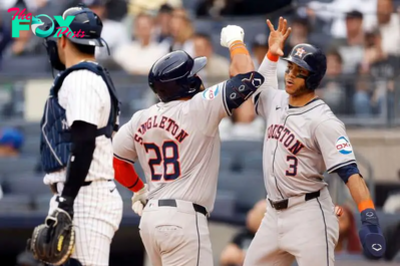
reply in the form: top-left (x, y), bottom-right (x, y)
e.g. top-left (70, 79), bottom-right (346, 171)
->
top-left (131, 184), bottom-right (148, 217)
top-left (132, 201), bottom-right (144, 217)
top-left (220, 25), bottom-right (245, 48)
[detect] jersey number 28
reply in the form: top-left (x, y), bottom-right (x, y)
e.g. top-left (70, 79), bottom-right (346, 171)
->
top-left (144, 141), bottom-right (181, 181)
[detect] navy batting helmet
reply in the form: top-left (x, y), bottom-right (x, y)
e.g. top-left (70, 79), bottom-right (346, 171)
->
top-left (149, 50), bottom-right (207, 102)
top-left (282, 43), bottom-right (327, 90)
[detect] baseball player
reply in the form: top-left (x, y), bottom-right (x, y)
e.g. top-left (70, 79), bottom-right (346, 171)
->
top-left (242, 17), bottom-right (386, 266)
top-left (112, 26), bottom-right (264, 266)
top-left (35, 4), bottom-right (123, 266)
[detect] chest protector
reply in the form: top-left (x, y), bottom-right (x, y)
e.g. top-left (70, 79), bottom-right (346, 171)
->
top-left (39, 62), bottom-right (120, 174)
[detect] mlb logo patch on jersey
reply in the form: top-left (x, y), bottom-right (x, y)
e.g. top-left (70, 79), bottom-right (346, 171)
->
top-left (336, 136), bottom-right (352, 155)
top-left (202, 85), bottom-right (219, 100)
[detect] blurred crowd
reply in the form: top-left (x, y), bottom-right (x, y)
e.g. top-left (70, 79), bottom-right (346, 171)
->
top-left (0, 0), bottom-right (400, 137)
top-left (0, 1), bottom-right (400, 265)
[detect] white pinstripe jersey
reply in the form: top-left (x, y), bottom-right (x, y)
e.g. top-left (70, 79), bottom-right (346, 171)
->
top-left (253, 58), bottom-right (356, 201)
top-left (113, 81), bottom-right (230, 212)
top-left (44, 67), bottom-right (116, 185)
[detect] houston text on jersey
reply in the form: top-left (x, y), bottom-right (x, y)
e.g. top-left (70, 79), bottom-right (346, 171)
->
top-left (134, 115), bottom-right (189, 145)
top-left (267, 124), bottom-right (305, 155)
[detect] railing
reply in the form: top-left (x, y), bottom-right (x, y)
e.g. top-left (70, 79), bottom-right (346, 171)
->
top-left (1, 71), bottom-right (400, 127)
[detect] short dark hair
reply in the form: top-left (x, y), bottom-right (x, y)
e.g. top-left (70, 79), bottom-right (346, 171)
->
top-left (69, 40), bottom-right (95, 55)
top-left (292, 16), bottom-right (309, 28)
top-left (327, 48), bottom-right (342, 64)
top-left (346, 10), bottom-right (363, 20)
top-left (159, 4), bottom-right (173, 14)
top-left (193, 32), bottom-right (212, 44)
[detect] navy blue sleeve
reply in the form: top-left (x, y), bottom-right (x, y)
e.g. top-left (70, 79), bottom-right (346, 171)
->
top-left (334, 163), bottom-right (360, 183)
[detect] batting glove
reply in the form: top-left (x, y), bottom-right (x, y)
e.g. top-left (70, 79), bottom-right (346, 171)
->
top-left (220, 25), bottom-right (245, 48)
top-left (131, 184), bottom-right (148, 217)
top-left (359, 209), bottom-right (386, 260)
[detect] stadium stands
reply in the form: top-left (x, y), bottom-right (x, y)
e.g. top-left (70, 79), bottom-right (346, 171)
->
top-left (1, 0), bottom-right (400, 264)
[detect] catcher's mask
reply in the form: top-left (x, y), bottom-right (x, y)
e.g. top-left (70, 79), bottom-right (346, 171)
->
top-left (43, 38), bottom-right (66, 71)
top-left (42, 3), bottom-right (110, 72)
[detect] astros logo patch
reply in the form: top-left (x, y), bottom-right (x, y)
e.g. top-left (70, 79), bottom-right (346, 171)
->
top-left (202, 85), bottom-right (219, 100)
top-left (336, 136), bottom-right (352, 155)
top-left (294, 47), bottom-right (306, 58)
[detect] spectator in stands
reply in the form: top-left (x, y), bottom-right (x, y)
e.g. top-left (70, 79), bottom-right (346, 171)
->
top-left (335, 205), bottom-right (362, 254)
top-left (355, 29), bottom-right (400, 118)
top-left (154, 4), bottom-right (174, 44)
top-left (317, 49), bottom-right (347, 114)
top-left (0, 127), bottom-right (23, 157)
top-left (283, 17), bottom-right (310, 56)
top-left (2, 29), bottom-right (42, 57)
top-left (251, 33), bottom-right (269, 68)
top-left (0, 13), bottom-right (12, 65)
top-left (332, 11), bottom-right (365, 75)
top-left (377, 0), bottom-right (400, 56)
top-left (0, 0), bottom-right (48, 12)
top-left (196, 0), bottom-right (292, 18)
top-left (113, 13), bottom-right (169, 75)
top-left (192, 32), bottom-right (230, 82)
top-left (168, 8), bottom-right (195, 56)
top-left (128, 0), bottom-right (181, 16)
top-left (220, 199), bottom-right (267, 266)
top-left (306, 0), bottom-right (377, 39)
top-left (83, 0), bottom-right (129, 62)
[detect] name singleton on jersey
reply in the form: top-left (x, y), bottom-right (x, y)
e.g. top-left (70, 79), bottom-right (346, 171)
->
top-left (267, 124), bottom-right (305, 155)
top-left (134, 115), bottom-right (189, 145)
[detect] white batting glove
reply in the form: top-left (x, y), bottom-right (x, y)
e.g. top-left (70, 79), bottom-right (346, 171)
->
top-left (131, 184), bottom-right (148, 217)
top-left (220, 25), bottom-right (245, 48)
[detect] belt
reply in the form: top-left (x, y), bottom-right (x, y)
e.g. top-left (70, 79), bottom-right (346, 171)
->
top-left (49, 180), bottom-right (112, 194)
top-left (146, 199), bottom-right (208, 217)
top-left (268, 191), bottom-right (321, 210)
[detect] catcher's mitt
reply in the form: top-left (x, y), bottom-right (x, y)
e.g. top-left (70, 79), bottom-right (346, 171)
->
top-left (27, 208), bottom-right (75, 266)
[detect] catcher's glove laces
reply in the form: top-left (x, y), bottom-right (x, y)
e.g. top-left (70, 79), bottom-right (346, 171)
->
top-left (27, 208), bottom-right (75, 266)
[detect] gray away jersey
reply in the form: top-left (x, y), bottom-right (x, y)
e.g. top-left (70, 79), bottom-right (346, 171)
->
top-left (113, 81), bottom-right (231, 212)
top-left (255, 88), bottom-right (356, 201)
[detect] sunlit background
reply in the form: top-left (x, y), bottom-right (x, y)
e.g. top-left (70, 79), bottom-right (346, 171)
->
top-left (0, 0), bottom-right (400, 265)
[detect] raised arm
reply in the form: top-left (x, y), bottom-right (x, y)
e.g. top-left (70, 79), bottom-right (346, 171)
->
top-left (252, 17), bottom-right (291, 118)
top-left (257, 17), bottom-right (291, 91)
top-left (220, 25), bottom-right (254, 76)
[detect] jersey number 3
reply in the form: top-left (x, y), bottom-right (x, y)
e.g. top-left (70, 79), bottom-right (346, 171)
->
top-left (286, 156), bottom-right (298, 177)
top-left (144, 141), bottom-right (181, 181)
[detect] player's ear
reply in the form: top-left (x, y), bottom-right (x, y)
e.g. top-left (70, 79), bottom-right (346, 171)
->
top-left (59, 35), bottom-right (66, 49)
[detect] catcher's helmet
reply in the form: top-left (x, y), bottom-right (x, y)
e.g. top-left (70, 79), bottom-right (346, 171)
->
top-left (149, 50), bottom-right (207, 102)
top-left (58, 4), bottom-right (104, 47)
top-left (282, 43), bottom-right (327, 90)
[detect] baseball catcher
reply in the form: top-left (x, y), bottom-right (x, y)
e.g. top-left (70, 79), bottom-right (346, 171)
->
top-left (27, 207), bottom-right (75, 265)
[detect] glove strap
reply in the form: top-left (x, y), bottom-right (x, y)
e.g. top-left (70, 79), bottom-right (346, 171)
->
top-left (229, 41), bottom-right (249, 57)
top-left (360, 208), bottom-right (380, 226)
